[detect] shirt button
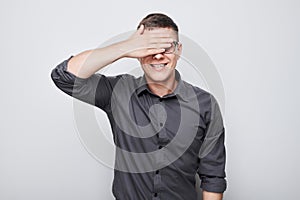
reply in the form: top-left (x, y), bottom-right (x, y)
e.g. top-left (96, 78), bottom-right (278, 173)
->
top-left (159, 98), bottom-right (163, 102)
top-left (159, 122), bottom-right (163, 127)
top-left (156, 170), bottom-right (159, 174)
top-left (154, 193), bottom-right (158, 197)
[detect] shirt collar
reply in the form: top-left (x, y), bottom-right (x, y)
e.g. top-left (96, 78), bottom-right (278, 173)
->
top-left (136, 70), bottom-right (189, 102)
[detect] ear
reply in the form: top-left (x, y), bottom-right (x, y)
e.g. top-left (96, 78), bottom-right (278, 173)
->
top-left (176, 42), bottom-right (183, 59)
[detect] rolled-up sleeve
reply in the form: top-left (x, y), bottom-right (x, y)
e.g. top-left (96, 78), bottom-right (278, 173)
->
top-left (50, 56), bottom-right (120, 111)
top-left (197, 95), bottom-right (227, 193)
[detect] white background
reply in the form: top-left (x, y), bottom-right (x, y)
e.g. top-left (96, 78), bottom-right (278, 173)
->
top-left (0, 0), bottom-right (299, 199)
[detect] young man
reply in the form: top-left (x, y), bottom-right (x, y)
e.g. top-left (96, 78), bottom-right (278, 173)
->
top-left (51, 13), bottom-right (226, 200)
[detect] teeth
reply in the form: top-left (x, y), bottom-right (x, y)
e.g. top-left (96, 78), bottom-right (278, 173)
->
top-left (151, 64), bottom-right (166, 68)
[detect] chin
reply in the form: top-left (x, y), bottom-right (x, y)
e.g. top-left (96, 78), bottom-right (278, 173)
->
top-left (145, 73), bottom-right (172, 83)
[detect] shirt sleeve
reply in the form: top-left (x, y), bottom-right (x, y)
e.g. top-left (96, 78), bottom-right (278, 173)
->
top-left (50, 56), bottom-right (121, 112)
top-left (197, 95), bottom-right (227, 193)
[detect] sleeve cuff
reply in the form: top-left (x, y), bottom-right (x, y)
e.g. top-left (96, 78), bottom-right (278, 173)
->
top-left (200, 176), bottom-right (227, 193)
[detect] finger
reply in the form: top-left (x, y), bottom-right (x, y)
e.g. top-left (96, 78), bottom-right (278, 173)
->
top-left (148, 43), bottom-right (172, 49)
top-left (146, 48), bottom-right (166, 55)
top-left (146, 28), bottom-right (173, 34)
top-left (149, 38), bottom-right (174, 44)
top-left (145, 32), bottom-right (173, 39)
top-left (141, 29), bottom-right (172, 36)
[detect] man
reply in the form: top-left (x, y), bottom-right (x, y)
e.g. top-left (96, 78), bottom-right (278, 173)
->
top-left (51, 13), bottom-right (226, 200)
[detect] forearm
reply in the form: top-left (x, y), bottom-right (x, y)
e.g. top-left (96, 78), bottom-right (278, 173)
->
top-left (203, 190), bottom-right (223, 200)
top-left (67, 41), bottom-right (126, 78)
top-left (66, 25), bottom-right (173, 79)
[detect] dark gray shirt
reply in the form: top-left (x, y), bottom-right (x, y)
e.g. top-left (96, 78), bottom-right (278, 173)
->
top-left (51, 56), bottom-right (227, 200)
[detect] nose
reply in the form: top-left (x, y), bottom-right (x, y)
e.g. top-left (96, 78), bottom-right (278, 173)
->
top-left (153, 53), bottom-right (164, 60)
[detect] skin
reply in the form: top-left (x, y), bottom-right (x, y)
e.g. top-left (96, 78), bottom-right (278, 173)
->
top-left (138, 27), bottom-right (182, 97)
top-left (67, 25), bottom-right (173, 79)
top-left (67, 25), bottom-right (223, 200)
top-left (203, 190), bottom-right (223, 200)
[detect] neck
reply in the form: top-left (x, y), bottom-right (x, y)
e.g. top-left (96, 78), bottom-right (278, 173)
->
top-left (146, 77), bottom-right (178, 98)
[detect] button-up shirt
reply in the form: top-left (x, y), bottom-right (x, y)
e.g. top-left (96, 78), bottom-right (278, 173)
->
top-left (51, 56), bottom-right (227, 200)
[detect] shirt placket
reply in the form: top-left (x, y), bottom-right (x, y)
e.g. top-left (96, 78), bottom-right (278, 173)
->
top-left (152, 97), bottom-right (170, 200)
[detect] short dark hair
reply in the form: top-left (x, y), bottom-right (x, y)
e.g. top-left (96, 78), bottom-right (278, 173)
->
top-left (137, 13), bottom-right (179, 32)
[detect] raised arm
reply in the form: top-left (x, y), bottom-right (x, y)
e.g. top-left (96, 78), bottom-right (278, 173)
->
top-left (67, 25), bottom-right (173, 78)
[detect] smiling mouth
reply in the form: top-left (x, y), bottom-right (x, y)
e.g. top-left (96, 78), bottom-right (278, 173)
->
top-left (150, 63), bottom-right (167, 69)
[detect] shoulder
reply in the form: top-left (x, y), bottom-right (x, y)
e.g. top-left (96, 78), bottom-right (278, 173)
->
top-left (182, 80), bottom-right (212, 100)
top-left (94, 73), bottom-right (143, 92)
top-left (181, 80), bottom-right (219, 119)
top-left (93, 73), bottom-right (140, 84)
top-left (96, 73), bottom-right (139, 81)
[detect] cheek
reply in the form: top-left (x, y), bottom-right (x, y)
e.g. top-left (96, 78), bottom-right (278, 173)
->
top-left (140, 57), bottom-right (151, 64)
top-left (139, 58), bottom-right (147, 66)
top-left (166, 55), bottom-right (178, 63)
